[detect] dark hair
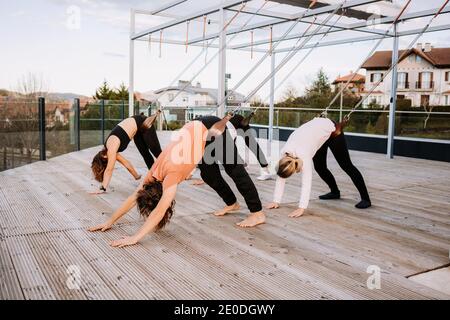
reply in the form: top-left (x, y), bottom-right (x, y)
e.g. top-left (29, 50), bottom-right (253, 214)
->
top-left (136, 181), bottom-right (176, 231)
top-left (91, 148), bottom-right (108, 182)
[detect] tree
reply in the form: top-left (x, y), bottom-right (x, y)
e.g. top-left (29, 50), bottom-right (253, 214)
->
top-left (94, 80), bottom-right (114, 100)
top-left (306, 68), bottom-right (331, 97)
top-left (112, 83), bottom-right (129, 100)
top-left (303, 68), bottom-right (332, 108)
top-left (282, 84), bottom-right (298, 103)
top-left (3, 73), bottom-right (49, 168)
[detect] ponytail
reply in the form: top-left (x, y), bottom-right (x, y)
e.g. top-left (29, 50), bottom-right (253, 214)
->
top-left (277, 154), bottom-right (303, 179)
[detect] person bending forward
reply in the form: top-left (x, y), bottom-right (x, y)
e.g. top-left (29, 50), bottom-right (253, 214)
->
top-left (198, 116), bottom-right (266, 228)
top-left (266, 117), bottom-right (371, 218)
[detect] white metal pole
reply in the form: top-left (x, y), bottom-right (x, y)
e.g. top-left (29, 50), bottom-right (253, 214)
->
top-left (387, 23), bottom-right (399, 159)
top-left (268, 53), bottom-right (276, 159)
top-left (129, 9), bottom-right (136, 117)
top-left (217, 7), bottom-right (227, 117)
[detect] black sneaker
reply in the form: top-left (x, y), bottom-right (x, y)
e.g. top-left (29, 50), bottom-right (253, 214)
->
top-left (355, 200), bottom-right (371, 209)
top-left (319, 191), bottom-right (341, 200)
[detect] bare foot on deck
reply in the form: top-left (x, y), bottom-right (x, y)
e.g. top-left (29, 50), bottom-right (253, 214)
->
top-left (214, 203), bottom-right (240, 216)
top-left (237, 211), bottom-right (266, 228)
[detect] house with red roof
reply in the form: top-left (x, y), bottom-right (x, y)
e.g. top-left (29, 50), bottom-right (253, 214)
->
top-left (361, 43), bottom-right (450, 107)
top-left (332, 72), bottom-right (365, 95)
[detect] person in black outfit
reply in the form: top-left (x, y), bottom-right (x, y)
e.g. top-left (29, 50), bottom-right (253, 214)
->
top-left (229, 114), bottom-right (272, 180)
top-left (90, 113), bottom-right (162, 194)
top-left (313, 125), bottom-right (371, 209)
top-left (197, 115), bottom-right (266, 228)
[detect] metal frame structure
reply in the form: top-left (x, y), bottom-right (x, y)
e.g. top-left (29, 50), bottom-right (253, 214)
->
top-left (129, 0), bottom-right (450, 159)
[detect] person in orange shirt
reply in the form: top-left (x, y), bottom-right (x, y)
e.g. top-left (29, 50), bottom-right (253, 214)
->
top-left (88, 114), bottom-right (232, 248)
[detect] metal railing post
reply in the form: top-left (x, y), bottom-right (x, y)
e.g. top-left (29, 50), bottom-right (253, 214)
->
top-left (74, 98), bottom-right (81, 151)
top-left (121, 100), bottom-right (125, 120)
top-left (38, 97), bottom-right (46, 161)
top-left (100, 100), bottom-right (105, 144)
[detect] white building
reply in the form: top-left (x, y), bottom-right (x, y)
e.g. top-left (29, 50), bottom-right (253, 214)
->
top-left (361, 43), bottom-right (450, 107)
top-left (153, 80), bottom-right (244, 122)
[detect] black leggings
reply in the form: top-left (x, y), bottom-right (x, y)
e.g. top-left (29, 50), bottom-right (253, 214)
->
top-left (197, 116), bottom-right (262, 213)
top-left (241, 131), bottom-right (269, 168)
top-left (230, 115), bottom-right (268, 168)
top-left (313, 132), bottom-right (370, 201)
top-left (133, 125), bottom-right (162, 169)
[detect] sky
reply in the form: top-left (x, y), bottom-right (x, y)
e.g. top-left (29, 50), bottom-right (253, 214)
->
top-left (0, 0), bottom-right (449, 101)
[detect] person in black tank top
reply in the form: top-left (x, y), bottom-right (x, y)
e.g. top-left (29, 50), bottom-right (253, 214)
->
top-left (91, 113), bottom-right (162, 194)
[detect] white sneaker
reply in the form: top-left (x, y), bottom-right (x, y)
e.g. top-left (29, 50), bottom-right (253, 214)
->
top-left (257, 167), bottom-right (273, 181)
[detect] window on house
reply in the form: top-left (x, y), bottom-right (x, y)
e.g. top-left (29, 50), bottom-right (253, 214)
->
top-left (408, 55), bottom-right (414, 63)
top-left (416, 55), bottom-right (422, 63)
top-left (168, 93), bottom-right (174, 101)
top-left (445, 71), bottom-right (450, 82)
top-left (397, 72), bottom-right (409, 89)
top-left (418, 72), bottom-right (433, 89)
top-left (370, 73), bottom-right (383, 83)
top-left (445, 95), bottom-right (450, 106)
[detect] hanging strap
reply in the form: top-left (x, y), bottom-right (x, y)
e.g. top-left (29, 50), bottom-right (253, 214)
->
top-left (159, 30), bottom-right (163, 58)
top-left (202, 15), bottom-right (207, 48)
top-left (250, 30), bottom-right (254, 59)
top-left (269, 25), bottom-right (273, 56)
top-left (185, 20), bottom-right (190, 53)
top-left (224, 1), bottom-right (248, 30)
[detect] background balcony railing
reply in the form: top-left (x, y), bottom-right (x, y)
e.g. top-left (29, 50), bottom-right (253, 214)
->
top-left (416, 81), bottom-right (434, 90)
top-left (2, 97), bottom-right (450, 172)
top-left (397, 81), bottom-right (410, 90)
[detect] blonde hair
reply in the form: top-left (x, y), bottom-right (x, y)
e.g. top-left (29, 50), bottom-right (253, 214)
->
top-left (277, 154), bottom-right (303, 179)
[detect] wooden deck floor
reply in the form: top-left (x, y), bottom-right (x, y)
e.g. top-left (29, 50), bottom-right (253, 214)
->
top-left (1, 131), bottom-right (449, 300)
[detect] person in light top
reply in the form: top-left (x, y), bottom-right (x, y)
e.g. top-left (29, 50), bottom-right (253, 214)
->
top-left (266, 117), bottom-right (371, 218)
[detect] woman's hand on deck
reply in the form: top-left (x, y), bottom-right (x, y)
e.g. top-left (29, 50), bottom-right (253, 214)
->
top-left (88, 222), bottom-right (112, 232)
top-left (288, 208), bottom-right (305, 218)
top-left (110, 236), bottom-right (138, 248)
top-left (266, 202), bottom-right (280, 209)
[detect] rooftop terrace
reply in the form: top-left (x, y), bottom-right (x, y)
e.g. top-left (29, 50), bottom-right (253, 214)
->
top-left (0, 132), bottom-right (449, 299)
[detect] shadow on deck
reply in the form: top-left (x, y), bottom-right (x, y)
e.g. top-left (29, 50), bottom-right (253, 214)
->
top-left (1, 132), bottom-right (449, 300)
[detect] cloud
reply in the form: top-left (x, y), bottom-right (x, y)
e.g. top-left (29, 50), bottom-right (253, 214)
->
top-left (103, 51), bottom-right (127, 58)
top-left (10, 10), bottom-right (26, 17)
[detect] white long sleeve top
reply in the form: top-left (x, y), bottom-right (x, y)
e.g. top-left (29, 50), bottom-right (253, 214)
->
top-left (273, 117), bottom-right (335, 209)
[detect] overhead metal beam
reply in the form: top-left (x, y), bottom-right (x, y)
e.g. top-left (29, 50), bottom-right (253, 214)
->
top-left (132, 0), bottom-right (251, 40)
top-left (136, 37), bottom-right (268, 53)
top-left (348, 6), bottom-right (450, 29)
top-left (230, 5), bottom-right (390, 37)
top-left (135, 8), bottom-right (241, 28)
top-left (271, 23), bottom-right (450, 53)
top-left (188, 0), bottom-right (381, 44)
top-left (228, 17), bottom-right (391, 50)
top-left (148, 0), bottom-right (188, 15)
top-left (235, 22), bottom-right (450, 52)
top-left (136, 22), bottom-right (450, 54)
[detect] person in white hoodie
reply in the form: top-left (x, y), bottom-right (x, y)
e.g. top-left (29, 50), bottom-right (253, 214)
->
top-left (266, 117), bottom-right (371, 218)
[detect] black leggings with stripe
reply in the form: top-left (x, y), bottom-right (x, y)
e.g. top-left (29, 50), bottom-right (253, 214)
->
top-left (197, 116), bottom-right (263, 213)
